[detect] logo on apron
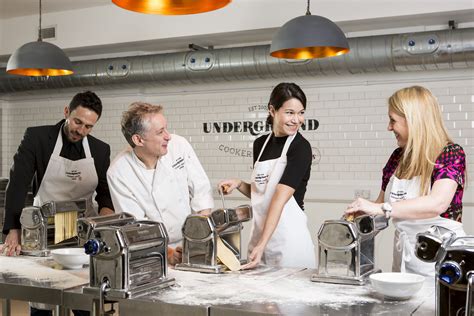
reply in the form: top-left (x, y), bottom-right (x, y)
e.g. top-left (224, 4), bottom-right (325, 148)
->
top-left (390, 190), bottom-right (407, 200)
top-left (254, 173), bottom-right (269, 185)
top-left (65, 170), bottom-right (82, 181)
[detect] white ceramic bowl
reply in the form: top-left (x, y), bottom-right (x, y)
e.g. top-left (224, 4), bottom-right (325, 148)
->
top-left (51, 248), bottom-right (89, 269)
top-left (369, 272), bottom-right (425, 300)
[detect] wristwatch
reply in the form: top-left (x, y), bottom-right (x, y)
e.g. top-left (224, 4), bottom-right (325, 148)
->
top-left (381, 202), bottom-right (393, 219)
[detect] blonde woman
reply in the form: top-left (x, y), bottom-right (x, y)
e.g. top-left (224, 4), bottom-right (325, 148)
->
top-left (345, 86), bottom-right (466, 276)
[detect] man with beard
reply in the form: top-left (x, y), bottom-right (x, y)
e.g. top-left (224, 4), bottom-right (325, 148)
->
top-left (1, 91), bottom-right (114, 315)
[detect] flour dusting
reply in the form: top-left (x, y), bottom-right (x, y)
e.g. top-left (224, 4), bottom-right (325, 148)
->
top-left (154, 267), bottom-right (384, 308)
top-left (0, 255), bottom-right (88, 289)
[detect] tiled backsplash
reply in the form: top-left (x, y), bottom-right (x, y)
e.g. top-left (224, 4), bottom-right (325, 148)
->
top-left (1, 69), bottom-right (472, 270)
top-left (1, 70), bottom-right (473, 203)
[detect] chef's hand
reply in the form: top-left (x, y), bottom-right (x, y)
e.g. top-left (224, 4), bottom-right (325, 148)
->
top-left (218, 179), bottom-right (242, 195)
top-left (197, 208), bottom-right (212, 216)
top-left (345, 198), bottom-right (383, 217)
top-left (99, 207), bottom-right (115, 216)
top-left (167, 246), bottom-right (183, 266)
top-left (0, 229), bottom-right (21, 256)
top-left (241, 244), bottom-right (264, 270)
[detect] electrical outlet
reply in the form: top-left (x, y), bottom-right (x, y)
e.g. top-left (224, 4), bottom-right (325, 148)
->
top-left (354, 189), bottom-right (371, 199)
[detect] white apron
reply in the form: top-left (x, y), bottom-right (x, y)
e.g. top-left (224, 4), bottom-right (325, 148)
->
top-left (33, 128), bottom-right (98, 216)
top-left (248, 133), bottom-right (316, 268)
top-left (386, 175), bottom-right (465, 277)
top-left (31, 128), bottom-right (98, 311)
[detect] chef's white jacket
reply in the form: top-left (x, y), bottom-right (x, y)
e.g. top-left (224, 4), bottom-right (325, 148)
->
top-left (107, 134), bottom-right (214, 247)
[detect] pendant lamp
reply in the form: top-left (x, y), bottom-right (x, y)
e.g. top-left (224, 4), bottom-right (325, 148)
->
top-left (270, 0), bottom-right (350, 59)
top-left (112, 0), bottom-right (231, 15)
top-left (6, 0), bottom-right (73, 76)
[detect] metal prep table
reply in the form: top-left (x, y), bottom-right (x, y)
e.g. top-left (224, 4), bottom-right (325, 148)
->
top-left (207, 269), bottom-right (436, 316)
top-left (1, 255), bottom-right (436, 315)
top-left (117, 266), bottom-right (435, 316)
top-left (0, 255), bottom-right (89, 316)
top-left (62, 287), bottom-right (210, 316)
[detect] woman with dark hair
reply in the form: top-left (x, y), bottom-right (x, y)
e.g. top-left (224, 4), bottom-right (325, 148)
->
top-left (219, 82), bottom-right (315, 269)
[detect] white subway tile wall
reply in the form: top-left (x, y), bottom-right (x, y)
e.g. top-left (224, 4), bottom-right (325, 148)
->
top-left (1, 70), bottom-right (473, 202)
top-left (1, 69), bottom-right (473, 271)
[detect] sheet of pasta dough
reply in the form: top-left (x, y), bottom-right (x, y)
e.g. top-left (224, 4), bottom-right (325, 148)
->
top-left (54, 211), bottom-right (78, 244)
top-left (216, 236), bottom-right (241, 271)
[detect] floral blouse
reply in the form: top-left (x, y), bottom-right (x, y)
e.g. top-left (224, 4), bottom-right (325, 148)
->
top-left (381, 143), bottom-right (466, 222)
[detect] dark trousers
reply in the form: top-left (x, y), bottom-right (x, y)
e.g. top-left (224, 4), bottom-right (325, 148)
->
top-left (30, 307), bottom-right (90, 316)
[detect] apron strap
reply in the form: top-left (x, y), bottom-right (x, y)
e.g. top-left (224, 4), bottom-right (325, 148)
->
top-left (52, 125), bottom-right (92, 158)
top-left (51, 128), bottom-right (64, 157)
top-left (396, 230), bottom-right (412, 272)
top-left (82, 136), bottom-right (92, 158)
top-left (281, 134), bottom-right (295, 157)
top-left (255, 133), bottom-right (273, 162)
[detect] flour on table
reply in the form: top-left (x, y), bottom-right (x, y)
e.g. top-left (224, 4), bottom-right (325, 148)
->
top-left (153, 267), bottom-right (383, 308)
top-left (0, 256), bottom-right (88, 289)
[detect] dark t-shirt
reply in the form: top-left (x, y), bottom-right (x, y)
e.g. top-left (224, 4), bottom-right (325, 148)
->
top-left (253, 132), bottom-right (312, 210)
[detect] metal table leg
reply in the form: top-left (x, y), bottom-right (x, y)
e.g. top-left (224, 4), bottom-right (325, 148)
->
top-left (2, 298), bottom-right (11, 316)
top-left (54, 305), bottom-right (66, 316)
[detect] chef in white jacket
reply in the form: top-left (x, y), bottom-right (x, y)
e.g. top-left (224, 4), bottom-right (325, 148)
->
top-left (107, 102), bottom-right (214, 264)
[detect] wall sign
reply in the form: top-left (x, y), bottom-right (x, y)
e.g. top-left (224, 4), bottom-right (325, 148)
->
top-left (203, 119), bottom-right (319, 136)
top-left (207, 106), bottom-right (321, 171)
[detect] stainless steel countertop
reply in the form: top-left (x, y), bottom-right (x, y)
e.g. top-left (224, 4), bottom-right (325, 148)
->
top-left (207, 269), bottom-right (436, 316)
top-left (0, 255), bottom-right (88, 303)
top-left (0, 255), bottom-right (436, 315)
top-left (118, 266), bottom-right (436, 315)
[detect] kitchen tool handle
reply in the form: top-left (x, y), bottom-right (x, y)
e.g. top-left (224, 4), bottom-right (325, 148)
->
top-left (99, 279), bottom-right (108, 316)
top-left (466, 271), bottom-right (474, 316)
top-left (219, 188), bottom-right (226, 209)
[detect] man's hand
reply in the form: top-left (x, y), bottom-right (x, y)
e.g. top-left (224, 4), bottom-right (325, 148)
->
top-left (167, 246), bottom-right (183, 266)
top-left (99, 207), bottom-right (115, 216)
top-left (197, 209), bottom-right (212, 216)
top-left (0, 229), bottom-right (21, 256)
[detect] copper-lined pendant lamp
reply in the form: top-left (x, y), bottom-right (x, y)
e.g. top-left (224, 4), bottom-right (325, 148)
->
top-left (112, 0), bottom-right (232, 15)
top-left (6, 0), bottom-right (73, 76)
top-left (270, 0), bottom-right (350, 59)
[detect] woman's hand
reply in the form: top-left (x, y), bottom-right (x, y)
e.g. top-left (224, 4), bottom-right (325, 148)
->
top-left (240, 244), bottom-right (265, 270)
top-left (217, 179), bottom-right (242, 195)
top-left (345, 197), bottom-right (383, 217)
top-left (0, 229), bottom-right (21, 256)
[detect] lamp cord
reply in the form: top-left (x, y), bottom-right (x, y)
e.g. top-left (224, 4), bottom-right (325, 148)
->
top-left (38, 0), bottom-right (42, 41)
top-left (306, 0), bottom-right (311, 15)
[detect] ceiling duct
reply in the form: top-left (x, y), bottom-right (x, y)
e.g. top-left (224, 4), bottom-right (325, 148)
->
top-left (0, 28), bottom-right (473, 93)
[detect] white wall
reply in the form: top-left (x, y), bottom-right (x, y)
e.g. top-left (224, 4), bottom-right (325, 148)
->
top-left (0, 68), bottom-right (473, 272)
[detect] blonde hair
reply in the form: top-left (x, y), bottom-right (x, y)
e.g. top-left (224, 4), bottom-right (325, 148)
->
top-left (389, 86), bottom-right (452, 195)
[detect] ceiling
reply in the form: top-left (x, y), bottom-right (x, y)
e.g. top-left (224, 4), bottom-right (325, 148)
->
top-left (0, 1), bottom-right (473, 64)
top-left (2, 0), bottom-right (473, 19)
top-left (0, 0), bottom-right (110, 18)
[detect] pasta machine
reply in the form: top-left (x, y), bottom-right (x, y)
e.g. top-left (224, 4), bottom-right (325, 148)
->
top-left (415, 226), bottom-right (474, 316)
top-left (19, 199), bottom-right (87, 256)
top-left (83, 220), bottom-right (174, 305)
top-left (176, 203), bottom-right (252, 273)
top-left (77, 212), bottom-right (135, 246)
top-left (311, 214), bottom-right (389, 285)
